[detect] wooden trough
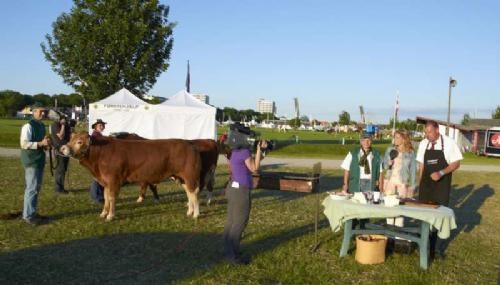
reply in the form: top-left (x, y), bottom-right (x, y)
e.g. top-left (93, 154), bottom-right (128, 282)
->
top-left (252, 162), bottom-right (321, 193)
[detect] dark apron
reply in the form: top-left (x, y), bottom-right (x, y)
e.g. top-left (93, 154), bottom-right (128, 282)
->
top-left (418, 136), bottom-right (452, 206)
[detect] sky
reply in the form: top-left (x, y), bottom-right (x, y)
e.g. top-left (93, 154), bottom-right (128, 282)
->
top-left (0, 0), bottom-right (499, 123)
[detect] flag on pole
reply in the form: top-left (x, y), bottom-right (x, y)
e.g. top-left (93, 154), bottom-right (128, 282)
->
top-left (395, 94), bottom-right (399, 121)
top-left (185, 60), bottom-right (190, 93)
top-left (392, 91), bottom-right (399, 139)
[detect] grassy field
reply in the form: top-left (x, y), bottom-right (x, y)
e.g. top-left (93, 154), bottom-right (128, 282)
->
top-left (2, 118), bottom-right (499, 165)
top-left (0, 156), bottom-right (498, 284)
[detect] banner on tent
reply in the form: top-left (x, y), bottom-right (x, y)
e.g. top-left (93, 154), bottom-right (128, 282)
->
top-left (91, 103), bottom-right (150, 112)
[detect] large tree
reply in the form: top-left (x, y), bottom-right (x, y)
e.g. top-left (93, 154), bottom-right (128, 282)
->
top-left (41, 0), bottom-right (175, 102)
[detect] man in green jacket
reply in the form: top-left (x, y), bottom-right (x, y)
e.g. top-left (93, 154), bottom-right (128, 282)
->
top-left (341, 132), bottom-right (384, 194)
top-left (20, 102), bottom-right (50, 225)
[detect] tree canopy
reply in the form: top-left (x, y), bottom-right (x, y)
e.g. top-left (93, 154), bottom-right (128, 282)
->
top-left (338, 111), bottom-right (351, 125)
top-left (461, 113), bottom-right (471, 125)
top-left (492, 106), bottom-right (500, 119)
top-left (41, 0), bottom-right (175, 102)
top-left (388, 118), bottom-right (418, 131)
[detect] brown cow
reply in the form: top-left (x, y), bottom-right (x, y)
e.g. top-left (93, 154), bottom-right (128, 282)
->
top-left (113, 133), bottom-right (219, 205)
top-left (60, 132), bottom-right (201, 221)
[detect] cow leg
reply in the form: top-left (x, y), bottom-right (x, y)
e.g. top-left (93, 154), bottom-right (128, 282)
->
top-left (205, 167), bottom-right (216, 206)
top-left (183, 184), bottom-right (200, 218)
top-left (137, 183), bottom-right (147, 203)
top-left (182, 184), bottom-right (194, 216)
top-left (206, 191), bottom-right (213, 206)
top-left (106, 184), bottom-right (119, 222)
top-left (149, 184), bottom-right (160, 202)
top-left (100, 186), bottom-right (110, 219)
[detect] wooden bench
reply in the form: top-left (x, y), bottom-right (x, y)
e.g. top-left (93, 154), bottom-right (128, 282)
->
top-left (252, 162), bottom-right (321, 193)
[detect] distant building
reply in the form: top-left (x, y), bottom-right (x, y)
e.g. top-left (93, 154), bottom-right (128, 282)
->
top-left (416, 116), bottom-right (500, 154)
top-left (192, 93), bottom-right (209, 104)
top-left (257, 98), bottom-right (276, 114)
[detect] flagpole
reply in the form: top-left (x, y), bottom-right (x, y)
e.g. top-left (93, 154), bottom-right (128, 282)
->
top-left (185, 60), bottom-right (190, 93)
top-left (392, 90), bottom-right (399, 141)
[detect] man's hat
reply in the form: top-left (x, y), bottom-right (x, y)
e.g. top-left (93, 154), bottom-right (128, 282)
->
top-left (31, 102), bottom-right (46, 110)
top-left (92, 119), bottom-right (107, 129)
top-left (361, 132), bottom-right (373, 139)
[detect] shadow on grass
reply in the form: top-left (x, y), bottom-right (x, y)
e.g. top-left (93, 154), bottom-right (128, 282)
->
top-left (444, 183), bottom-right (494, 250)
top-left (0, 232), bottom-right (222, 285)
top-left (0, 222), bottom-right (330, 285)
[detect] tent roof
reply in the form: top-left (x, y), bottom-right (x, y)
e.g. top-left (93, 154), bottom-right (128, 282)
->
top-left (161, 90), bottom-right (213, 109)
top-left (93, 88), bottom-right (149, 106)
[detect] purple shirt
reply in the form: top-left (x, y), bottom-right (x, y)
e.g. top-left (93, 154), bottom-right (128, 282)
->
top-left (230, 148), bottom-right (253, 188)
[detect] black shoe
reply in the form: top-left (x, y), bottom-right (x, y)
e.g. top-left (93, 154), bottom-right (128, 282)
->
top-left (430, 250), bottom-right (446, 260)
top-left (224, 256), bottom-right (250, 266)
top-left (34, 213), bottom-right (50, 220)
top-left (24, 217), bottom-right (49, 226)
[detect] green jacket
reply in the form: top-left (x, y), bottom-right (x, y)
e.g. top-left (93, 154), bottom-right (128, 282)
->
top-left (348, 147), bottom-right (381, 192)
top-left (20, 119), bottom-right (46, 168)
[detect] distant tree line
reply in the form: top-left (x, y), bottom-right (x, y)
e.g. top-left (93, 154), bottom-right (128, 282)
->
top-left (0, 90), bottom-right (84, 117)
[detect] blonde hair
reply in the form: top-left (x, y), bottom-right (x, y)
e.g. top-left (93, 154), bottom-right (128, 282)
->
top-left (395, 130), bottom-right (414, 152)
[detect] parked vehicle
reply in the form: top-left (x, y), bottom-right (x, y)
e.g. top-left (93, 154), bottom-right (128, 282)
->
top-left (484, 127), bottom-right (500, 157)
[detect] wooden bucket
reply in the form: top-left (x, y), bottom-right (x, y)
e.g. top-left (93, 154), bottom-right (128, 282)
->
top-left (355, 235), bottom-right (388, 265)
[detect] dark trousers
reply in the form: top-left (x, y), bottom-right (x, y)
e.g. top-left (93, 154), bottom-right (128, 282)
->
top-left (429, 230), bottom-right (445, 256)
top-left (90, 180), bottom-right (104, 203)
top-left (54, 155), bottom-right (69, 192)
top-left (223, 184), bottom-right (251, 260)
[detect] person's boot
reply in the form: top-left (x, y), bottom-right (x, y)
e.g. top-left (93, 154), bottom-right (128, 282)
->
top-left (429, 231), bottom-right (438, 259)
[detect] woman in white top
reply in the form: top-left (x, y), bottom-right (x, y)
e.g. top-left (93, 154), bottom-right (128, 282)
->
top-left (383, 130), bottom-right (417, 226)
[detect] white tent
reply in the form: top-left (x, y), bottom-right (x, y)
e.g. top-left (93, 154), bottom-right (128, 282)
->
top-left (89, 88), bottom-right (217, 140)
top-left (157, 90), bottom-right (217, 140)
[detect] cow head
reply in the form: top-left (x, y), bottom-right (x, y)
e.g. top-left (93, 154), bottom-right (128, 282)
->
top-left (60, 132), bottom-right (91, 159)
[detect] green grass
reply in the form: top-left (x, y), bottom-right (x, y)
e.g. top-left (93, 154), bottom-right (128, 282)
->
top-left (0, 157), bottom-right (498, 284)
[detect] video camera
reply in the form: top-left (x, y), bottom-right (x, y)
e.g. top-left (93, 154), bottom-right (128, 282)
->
top-left (227, 123), bottom-right (276, 152)
top-left (47, 109), bottom-right (76, 128)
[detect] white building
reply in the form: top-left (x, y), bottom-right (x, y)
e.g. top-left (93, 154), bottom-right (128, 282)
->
top-left (257, 98), bottom-right (276, 114)
top-left (192, 93), bottom-right (210, 104)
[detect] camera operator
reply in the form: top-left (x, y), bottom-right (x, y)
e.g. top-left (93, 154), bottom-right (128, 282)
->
top-left (50, 113), bottom-right (72, 195)
top-left (223, 125), bottom-right (267, 266)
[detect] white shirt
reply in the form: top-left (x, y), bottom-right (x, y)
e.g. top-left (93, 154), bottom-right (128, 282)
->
top-left (20, 123), bottom-right (40, 150)
top-left (341, 150), bottom-right (382, 180)
top-left (416, 135), bottom-right (463, 164)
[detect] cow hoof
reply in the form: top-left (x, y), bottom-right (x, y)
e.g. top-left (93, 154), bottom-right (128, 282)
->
top-left (136, 197), bottom-right (144, 203)
top-left (99, 212), bottom-right (108, 218)
top-left (206, 199), bottom-right (212, 206)
top-left (105, 215), bottom-right (114, 222)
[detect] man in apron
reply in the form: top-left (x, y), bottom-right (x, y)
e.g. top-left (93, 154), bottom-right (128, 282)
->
top-left (416, 120), bottom-right (463, 259)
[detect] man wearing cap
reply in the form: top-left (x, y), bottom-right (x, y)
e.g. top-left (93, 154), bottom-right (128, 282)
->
top-left (416, 120), bottom-right (463, 259)
top-left (20, 102), bottom-right (50, 225)
top-left (50, 113), bottom-right (72, 195)
top-left (89, 119), bottom-right (107, 203)
top-left (341, 132), bottom-right (384, 194)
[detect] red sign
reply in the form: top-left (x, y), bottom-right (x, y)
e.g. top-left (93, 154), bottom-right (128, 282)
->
top-left (491, 133), bottom-right (500, 147)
